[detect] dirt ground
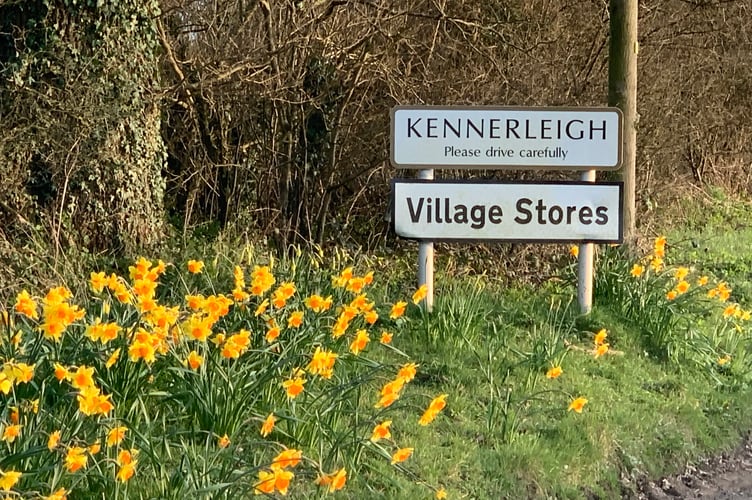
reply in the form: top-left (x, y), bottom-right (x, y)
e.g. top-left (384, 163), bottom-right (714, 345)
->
top-left (636, 432), bottom-right (752, 499)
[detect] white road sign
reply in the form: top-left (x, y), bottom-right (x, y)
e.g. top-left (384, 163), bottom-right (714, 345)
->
top-left (390, 106), bottom-right (623, 170)
top-left (392, 180), bottom-right (623, 242)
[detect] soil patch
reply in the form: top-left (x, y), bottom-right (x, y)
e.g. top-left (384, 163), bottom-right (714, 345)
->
top-left (637, 432), bottom-right (752, 499)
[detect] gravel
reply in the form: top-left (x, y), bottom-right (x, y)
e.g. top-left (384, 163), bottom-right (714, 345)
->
top-left (636, 432), bottom-right (752, 500)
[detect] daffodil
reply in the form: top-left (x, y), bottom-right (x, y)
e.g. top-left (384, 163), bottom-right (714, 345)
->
top-left (397, 362), bottom-right (418, 383)
top-left (389, 301), bottom-right (407, 319)
top-left (370, 420), bottom-right (392, 442)
top-left (568, 397), bottom-right (588, 413)
top-left (106, 348), bottom-right (121, 368)
top-left (630, 264), bottom-right (644, 277)
top-left (218, 434), bottom-right (231, 448)
top-left (316, 468), bottom-right (347, 492)
top-left (391, 447), bottom-right (414, 464)
top-left (350, 329), bottom-right (370, 355)
top-left (546, 366), bottom-right (563, 379)
top-left (70, 365), bottom-right (95, 390)
top-left (1, 424), bottom-right (21, 443)
top-left (65, 447), bottom-right (88, 472)
top-left (187, 260), bottom-right (204, 274)
top-left (48, 430), bottom-right (61, 450)
top-left (287, 310), bottom-right (304, 328)
top-left (14, 290), bottom-right (38, 319)
top-left (419, 394), bottom-right (448, 426)
top-left (306, 347), bottom-right (337, 379)
top-left (272, 448), bottom-right (302, 469)
top-left (260, 413), bottom-right (276, 437)
top-left (107, 426), bottom-right (128, 446)
top-left (412, 284), bottom-right (428, 304)
top-left (265, 325), bottom-right (281, 343)
top-left (42, 487), bottom-right (68, 500)
top-left (594, 343), bottom-right (609, 358)
top-left (594, 329), bottom-right (608, 346)
top-left (0, 469), bottom-right (21, 492)
top-left (282, 371), bottom-right (306, 399)
top-left (186, 351), bottom-right (203, 370)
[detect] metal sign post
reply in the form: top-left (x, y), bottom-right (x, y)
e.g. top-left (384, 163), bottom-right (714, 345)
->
top-left (417, 169), bottom-right (434, 312)
top-left (577, 169), bottom-right (597, 314)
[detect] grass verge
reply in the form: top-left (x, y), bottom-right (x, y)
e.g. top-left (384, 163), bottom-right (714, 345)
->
top-left (2, 196), bottom-right (752, 499)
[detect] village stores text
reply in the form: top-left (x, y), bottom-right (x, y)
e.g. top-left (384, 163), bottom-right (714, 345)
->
top-left (391, 180), bottom-right (623, 243)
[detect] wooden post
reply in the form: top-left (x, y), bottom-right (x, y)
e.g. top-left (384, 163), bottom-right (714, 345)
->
top-left (608, 0), bottom-right (638, 244)
top-left (417, 169), bottom-right (434, 312)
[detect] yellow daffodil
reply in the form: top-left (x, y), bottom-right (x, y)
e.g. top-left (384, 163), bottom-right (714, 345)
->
top-left (106, 348), bottom-right (121, 369)
top-left (255, 468), bottom-right (293, 495)
top-left (42, 487), bottom-right (68, 500)
top-left (594, 343), bottom-right (609, 358)
top-left (107, 426), bottom-right (128, 446)
top-left (594, 329), bottom-right (608, 346)
top-left (2, 424), bottom-right (21, 443)
top-left (419, 394), bottom-right (448, 426)
top-left (370, 420), bottom-right (392, 442)
top-left (14, 290), bottom-right (38, 319)
top-left (287, 311), bottom-right (304, 328)
top-left (630, 264), bottom-right (644, 277)
top-left (48, 430), bottom-right (61, 450)
top-left (265, 326), bottom-right (281, 343)
top-left (186, 351), bottom-right (203, 370)
top-left (316, 468), bottom-right (347, 492)
top-left (390, 301), bottom-right (407, 319)
top-left (282, 371), bottom-right (306, 399)
top-left (260, 413), bottom-right (276, 437)
top-left (412, 284), bottom-right (428, 304)
top-left (546, 366), bottom-right (563, 379)
top-left (306, 347), bottom-right (338, 379)
top-left (397, 362), bottom-right (418, 383)
top-left (65, 447), bottom-right (88, 472)
top-left (350, 329), bottom-right (370, 355)
top-left (568, 397), bottom-right (588, 413)
top-left (272, 448), bottom-right (302, 469)
top-left (0, 469), bottom-right (22, 492)
top-left (187, 260), bottom-right (204, 274)
top-left (218, 434), bottom-right (231, 448)
top-left (391, 447), bottom-right (414, 464)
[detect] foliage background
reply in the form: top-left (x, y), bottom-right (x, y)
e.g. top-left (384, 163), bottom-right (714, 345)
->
top-left (1, 0), bottom-right (751, 294)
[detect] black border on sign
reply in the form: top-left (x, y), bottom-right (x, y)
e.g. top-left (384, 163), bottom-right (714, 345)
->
top-left (389, 105), bottom-right (624, 171)
top-left (390, 178), bottom-right (624, 244)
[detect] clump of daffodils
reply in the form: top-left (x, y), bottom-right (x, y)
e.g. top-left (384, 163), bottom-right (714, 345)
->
top-left (1, 256), bottom-right (448, 498)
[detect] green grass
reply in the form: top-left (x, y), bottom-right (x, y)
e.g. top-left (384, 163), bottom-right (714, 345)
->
top-left (4, 195), bottom-right (752, 499)
top-left (354, 270), bottom-right (752, 499)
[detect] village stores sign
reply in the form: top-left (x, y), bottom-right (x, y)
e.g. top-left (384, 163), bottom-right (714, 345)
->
top-left (392, 180), bottom-right (622, 242)
top-left (389, 105), bottom-right (624, 311)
